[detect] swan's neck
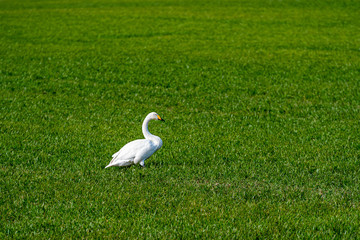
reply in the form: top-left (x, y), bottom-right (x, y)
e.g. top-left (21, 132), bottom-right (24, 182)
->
top-left (142, 116), bottom-right (163, 149)
top-left (142, 117), bottom-right (156, 140)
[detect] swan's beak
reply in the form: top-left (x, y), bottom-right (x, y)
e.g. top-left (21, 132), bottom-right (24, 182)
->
top-left (157, 115), bottom-right (165, 122)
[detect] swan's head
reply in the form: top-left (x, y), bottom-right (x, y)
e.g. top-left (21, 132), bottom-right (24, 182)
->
top-left (147, 112), bottom-right (165, 122)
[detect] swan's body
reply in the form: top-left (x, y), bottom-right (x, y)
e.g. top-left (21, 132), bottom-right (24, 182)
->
top-left (105, 112), bottom-right (164, 168)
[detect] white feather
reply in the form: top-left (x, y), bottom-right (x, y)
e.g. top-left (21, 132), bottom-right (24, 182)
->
top-left (105, 112), bottom-right (164, 168)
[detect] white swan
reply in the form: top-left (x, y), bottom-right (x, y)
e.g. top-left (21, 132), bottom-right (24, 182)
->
top-left (105, 112), bottom-right (165, 168)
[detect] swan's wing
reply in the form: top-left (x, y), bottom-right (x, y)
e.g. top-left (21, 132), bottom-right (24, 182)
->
top-left (110, 139), bottom-right (149, 164)
top-left (111, 141), bottom-right (135, 158)
top-left (133, 140), bottom-right (158, 164)
top-left (111, 151), bottom-right (119, 158)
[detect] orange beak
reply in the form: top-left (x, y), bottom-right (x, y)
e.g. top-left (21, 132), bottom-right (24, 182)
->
top-left (157, 115), bottom-right (165, 121)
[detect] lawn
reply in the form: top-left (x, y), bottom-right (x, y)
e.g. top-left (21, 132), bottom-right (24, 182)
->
top-left (1, 0), bottom-right (360, 238)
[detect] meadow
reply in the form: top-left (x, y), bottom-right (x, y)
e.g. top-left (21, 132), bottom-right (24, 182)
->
top-left (1, 0), bottom-right (360, 238)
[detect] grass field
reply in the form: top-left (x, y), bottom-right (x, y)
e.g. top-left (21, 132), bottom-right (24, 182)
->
top-left (1, 0), bottom-right (360, 238)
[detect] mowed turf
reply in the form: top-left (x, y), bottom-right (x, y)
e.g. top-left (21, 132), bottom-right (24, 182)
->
top-left (1, 0), bottom-right (359, 238)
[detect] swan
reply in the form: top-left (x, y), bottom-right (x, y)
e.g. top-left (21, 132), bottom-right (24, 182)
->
top-left (105, 112), bottom-right (165, 168)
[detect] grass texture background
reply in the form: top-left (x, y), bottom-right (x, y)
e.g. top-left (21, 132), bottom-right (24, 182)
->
top-left (1, 0), bottom-right (360, 238)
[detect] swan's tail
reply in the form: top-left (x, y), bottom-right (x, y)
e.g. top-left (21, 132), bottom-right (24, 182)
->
top-left (105, 159), bottom-right (133, 168)
top-left (105, 164), bottom-right (113, 169)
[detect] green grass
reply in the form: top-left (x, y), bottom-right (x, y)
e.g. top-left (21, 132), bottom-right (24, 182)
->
top-left (1, 0), bottom-right (360, 238)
